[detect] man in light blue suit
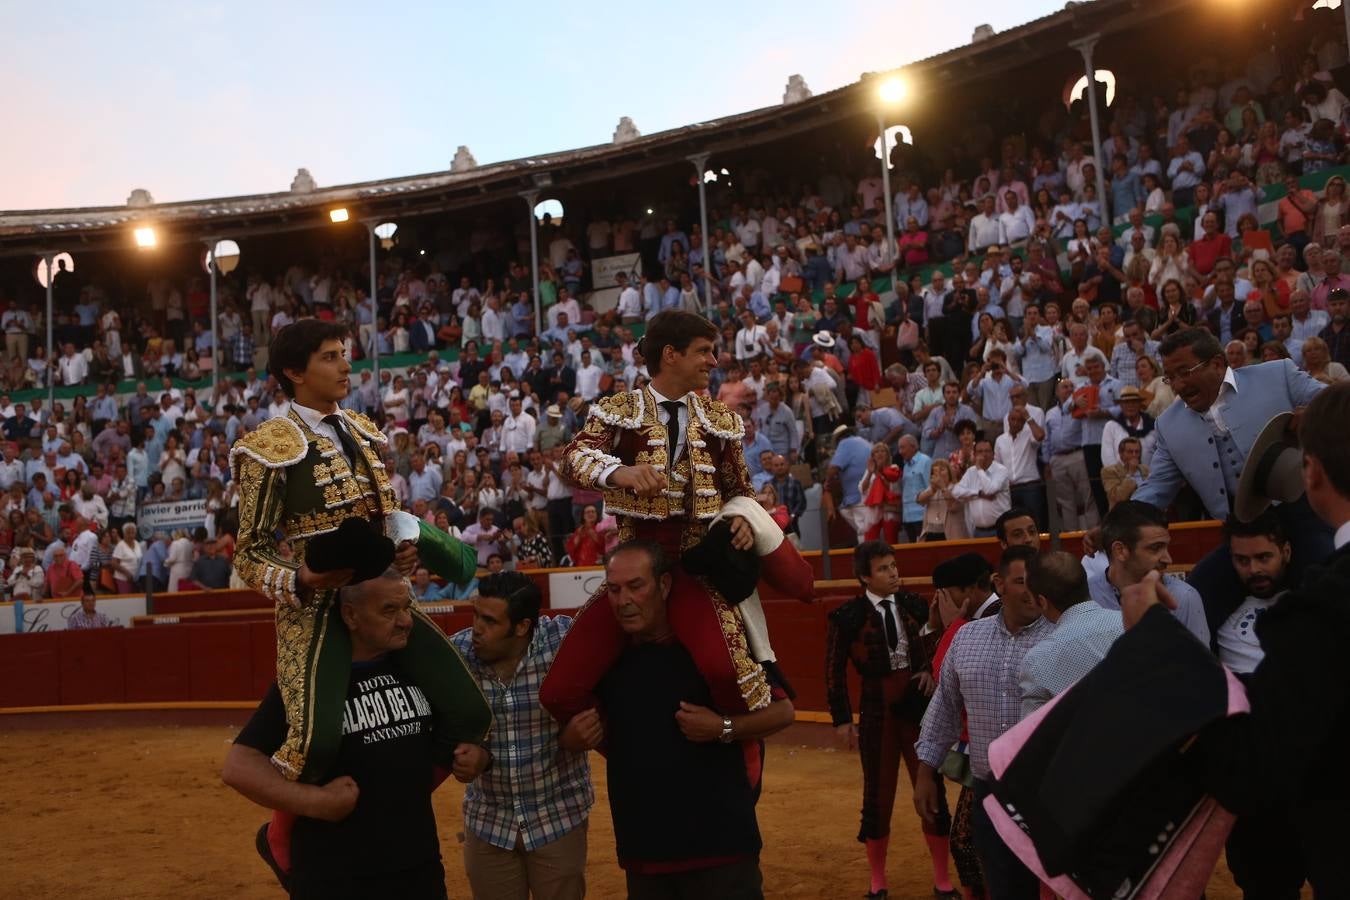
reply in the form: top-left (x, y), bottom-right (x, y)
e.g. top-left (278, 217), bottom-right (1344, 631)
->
top-left (1134, 328), bottom-right (1328, 615)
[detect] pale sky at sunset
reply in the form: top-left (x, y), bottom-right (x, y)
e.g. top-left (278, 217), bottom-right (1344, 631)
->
top-left (2, 0), bottom-right (1065, 211)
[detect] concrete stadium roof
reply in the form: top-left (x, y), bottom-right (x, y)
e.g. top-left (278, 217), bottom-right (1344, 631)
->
top-left (0, 0), bottom-right (1207, 258)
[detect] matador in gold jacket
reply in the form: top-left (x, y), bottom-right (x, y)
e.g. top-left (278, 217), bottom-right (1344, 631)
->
top-left (539, 314), bottom-right (813, 732)
top-left (233, 326), bottom-right (488, 784)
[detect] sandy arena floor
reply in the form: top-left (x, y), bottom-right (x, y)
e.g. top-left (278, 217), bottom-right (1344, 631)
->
top-left (0, 717), bottom-right (1247, 899)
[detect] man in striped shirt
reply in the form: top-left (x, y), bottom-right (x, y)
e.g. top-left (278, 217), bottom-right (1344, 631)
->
top-left (914, 545), bottom-right (1054, 899)
top-left (451, 572), bottom-right (593, 900)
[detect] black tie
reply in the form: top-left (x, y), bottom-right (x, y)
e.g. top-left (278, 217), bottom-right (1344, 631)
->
top-left (323, 414), bottom-right (363, 471)
top-left (880, 598), bottom-right (899, 651)
top-left (660, 400), bottom-right (683, 463)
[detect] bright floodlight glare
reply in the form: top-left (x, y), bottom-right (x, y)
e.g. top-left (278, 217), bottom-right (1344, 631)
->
top-left (134, 227), bottom-right (157, 248)
top-left (373, 222), bottom-right (398, 240)
top-left (704, 169), bottom-right (718, 183)
top-left (329, 208), bottom-right (350, 223)
top-left (877, 76), bottom-right (908, 105)
top-left (646, 207), bottom-right (654, 215)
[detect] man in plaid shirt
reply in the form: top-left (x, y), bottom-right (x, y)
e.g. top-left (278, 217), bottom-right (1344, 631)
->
top-left (913, 545), bottom-right (1054, 899)
top-left (450, 572), bottom-right (593, 899)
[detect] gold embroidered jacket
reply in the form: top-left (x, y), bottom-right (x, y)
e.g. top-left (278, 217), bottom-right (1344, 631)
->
top-left (231, 408), bottom-right (398, 607)
top-left (561, 388), bottom-right (753, 541)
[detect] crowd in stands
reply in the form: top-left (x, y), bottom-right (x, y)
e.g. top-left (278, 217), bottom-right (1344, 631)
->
top-left (4, 24), bottom-right (1350, 601)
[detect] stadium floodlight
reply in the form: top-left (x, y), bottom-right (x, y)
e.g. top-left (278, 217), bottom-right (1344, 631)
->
top-left (34, 252), bottom-right (74, 289)
top-left (877, 75), bottom-right (908, 106)
top-left (34, 250), bottom-right (71, 411)
top-left (329, 207), bottom-right (350, 223)
top-left (134, 226), bottom-right (157, 248)
top-left (374, 221), bottom-right (398, 249)
top-left (206, 239), bottom-right (241, 275)
top-left (872, 74), bottom-right (913, 281)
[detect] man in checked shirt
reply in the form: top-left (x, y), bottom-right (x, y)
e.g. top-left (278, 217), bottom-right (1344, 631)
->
top-left (913, 545), bottom-right (1054, 900)
top-left (450, 571), bottom-right (594, 900)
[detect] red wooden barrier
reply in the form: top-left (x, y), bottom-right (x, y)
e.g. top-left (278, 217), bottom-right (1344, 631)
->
top-left (123, 627), bottom-right (191, 703)
top-left (0, 632), bottom-right (61, 707)
top-left (59, 628), bottom-right (127, 705)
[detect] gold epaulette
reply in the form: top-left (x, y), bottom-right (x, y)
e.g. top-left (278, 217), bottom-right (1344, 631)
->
top-left (230, 416), bottom-right (307, 471)
top-left (341, 408), bottom-right (387, 444)
top-left (588, 390), bottom-right (646, 430)
top-left (690, 395), bottom-right (745, 441)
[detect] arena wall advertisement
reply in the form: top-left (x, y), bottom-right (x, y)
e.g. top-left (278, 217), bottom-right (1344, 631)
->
top-left (1, 595), bottom-right (147, 634)
top-left (137, 499), bottom-right (210, 536)
top-left (547, 569), bottom-right (604, 609)
top-left (590, 253), bottom-right (641, 289)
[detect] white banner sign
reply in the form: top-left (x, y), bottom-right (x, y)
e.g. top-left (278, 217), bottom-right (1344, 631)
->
top-left (2, 595), bottom-right (147, 634)
top-left (548, 569), bottom-right (604, 610)
top-left (591, 253), bottom-right (642, 289)
top-left (138, 499), bottom-right (209, 536)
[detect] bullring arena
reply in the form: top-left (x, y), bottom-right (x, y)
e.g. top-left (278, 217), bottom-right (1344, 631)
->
top-left (0, 532), bottom-right (1245, 898)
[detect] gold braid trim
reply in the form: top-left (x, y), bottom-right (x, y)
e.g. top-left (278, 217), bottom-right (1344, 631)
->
top-left (705, 580), bottom-right (772, 711)
top-left (229, 417), bottom-right (307, 473)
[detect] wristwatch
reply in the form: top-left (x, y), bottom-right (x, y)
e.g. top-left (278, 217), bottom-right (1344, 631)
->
top-left (718, 716), bottom-right (735, 743)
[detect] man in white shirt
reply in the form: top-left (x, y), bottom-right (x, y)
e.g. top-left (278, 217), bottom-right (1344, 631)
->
top-left (616, 273), bottom-right (643, 324)
top-left (0, 443), bottom-right (24, 490)
top-left (1290, 291), bottom-right (1330, 341)
top-left (501, 396), bottom-right (537, 455)
top-left (574, 351), bottom-right (604, 402)
top-left (997, 193), bottom-right (1035, 246)
top-left (734, 311), bottom-right (770, 363)
top-left (1060, 323), bottom-right (1108, 385)
top-left (58, 343), bottom-right (89, 386)
top-left (968, 196), bottom-right (1002, 254)
top-left (1049, 190), bottom-right (1081, 241)
top-left (480, 295), bottom-right (506, 342)
top-left (994, 406), bottom-right (1046, 529)
top-left (1217, 512), bottom-right (1291, 676)
top-left (1116, 208), bottom-right (1156, 248)
top-left (951, 438), bottom-right (1011, 537)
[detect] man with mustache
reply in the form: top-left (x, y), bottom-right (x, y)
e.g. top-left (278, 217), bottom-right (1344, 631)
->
top-left (1133, 327), bottom-right (1326, 608)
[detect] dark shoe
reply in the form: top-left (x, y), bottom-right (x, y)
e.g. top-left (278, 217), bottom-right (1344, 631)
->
top-left (255, 822), bottom-right (290, 891)
top-left (933, 888), bottom-right (962, 899)
top-left (864, 891), bottom-right (888, 900)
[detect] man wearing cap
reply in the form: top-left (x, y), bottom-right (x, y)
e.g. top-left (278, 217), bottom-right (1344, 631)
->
top-left (1098, 385), bottom-right (1156, 469)
top-left (1134, 328), bottom-right (1326, 603)
top-left (536, 406), bottom-right (567, 452)
top-left (822, 422), bottom-right (874, 542)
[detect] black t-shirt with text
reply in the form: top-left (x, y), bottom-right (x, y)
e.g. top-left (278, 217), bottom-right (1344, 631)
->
top-left (235, 657), bottom-right (441, 894)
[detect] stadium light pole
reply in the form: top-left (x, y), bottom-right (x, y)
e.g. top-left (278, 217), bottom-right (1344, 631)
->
top-left (1070, 35), bottom-right (1112, 227)
top-left (34, 252), bottom-right (68, 413)
top-left (363, 221), bottom-right (398, 384)
top-left (874, 76), bottom-right (907, 281)
top-left (205, 239), bottom-right (240, 396)
top-left (521, 190), bottom-right (542, 337)
top-left (688, 153), bottom-right (714, 316)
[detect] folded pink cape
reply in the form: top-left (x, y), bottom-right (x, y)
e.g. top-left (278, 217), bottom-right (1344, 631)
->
top-left (982, 668), bottom-right (1248, 900)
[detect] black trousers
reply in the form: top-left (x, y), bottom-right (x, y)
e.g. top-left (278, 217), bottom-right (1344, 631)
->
top-left (1226, 811), bottom-right (1306, 900)
top-left (625, 859), bottom-right (763, 900)
top-left (1082, 444), bottom-right (1107, 519)
top-left (547, 497), bottom-right (575, 564)
top-left (970, 779), bottom-right (1040, 900)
